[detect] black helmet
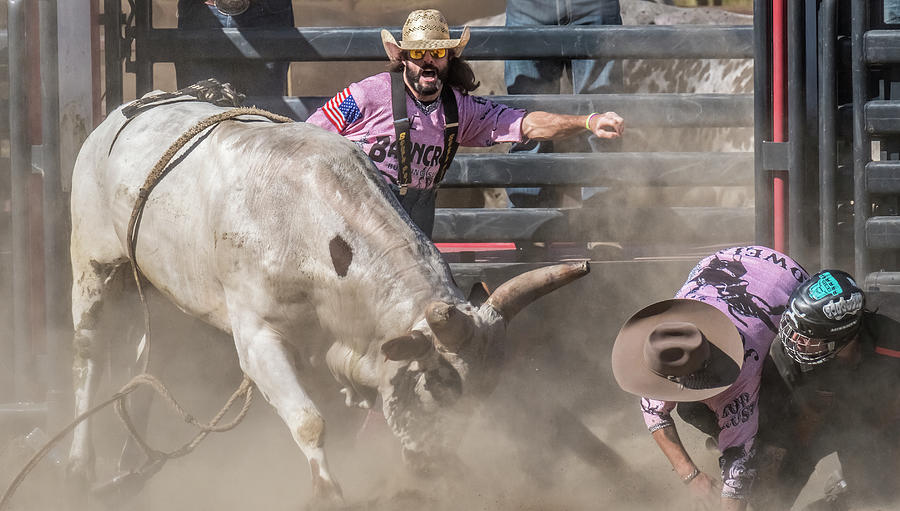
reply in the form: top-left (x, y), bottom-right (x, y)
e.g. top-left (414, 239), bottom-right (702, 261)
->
top-left (778, 270), bottom-right (865, 365)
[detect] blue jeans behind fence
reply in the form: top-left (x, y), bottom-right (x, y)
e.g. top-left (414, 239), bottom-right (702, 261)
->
top-left (175, 0), bottom-right (294, 97)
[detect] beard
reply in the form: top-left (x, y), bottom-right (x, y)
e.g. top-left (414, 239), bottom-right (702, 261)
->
top-left (404, 63), bottom-right (449, 97)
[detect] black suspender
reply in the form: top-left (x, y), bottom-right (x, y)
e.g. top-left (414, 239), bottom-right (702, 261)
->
top-left (390, 71), bottom-right (460, 195)
top-left (435, 84), bottom-right (459, 186)
top-left (390, 72), bottom-right (413, 195)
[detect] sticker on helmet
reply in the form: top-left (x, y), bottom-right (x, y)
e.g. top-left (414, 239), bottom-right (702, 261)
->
top-left (822, 292), bottom-right (863, 320)
top-left (808, 272), bottom-right (842, 300)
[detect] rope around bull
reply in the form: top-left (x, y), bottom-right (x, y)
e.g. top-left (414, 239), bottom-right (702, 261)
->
top-left (0, 106), bottom-right (293, 510)
top-left (127, 106), bottom-right (294, 372)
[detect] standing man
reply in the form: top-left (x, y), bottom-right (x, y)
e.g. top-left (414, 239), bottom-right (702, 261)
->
top-left (612, 246), bottom-right (808, 510)
top-left (306, 9), bottom-right (624, 237)
top-left (758, 270), bottom-right (900, 510)
top-left (175, 0), bottom-right (295, 97)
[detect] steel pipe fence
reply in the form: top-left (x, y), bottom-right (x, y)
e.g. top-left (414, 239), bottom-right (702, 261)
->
top-left (442, 152), bottom-right (754, 188)
top-left (249, 94), bottom-right (753, 128)
top-left (850, 0), bottom-right (900, 293)
top-left (818, 0), bottom-right (838, 269)
top-left (92, 0), bottom-right (762, 266)
top-left (2, 0), bottom-right (67, 420)
top-left (432, 207), bottom-right (754, 244)
top-left (852, 0), bottom-right (872, 280)
top-left (138, 25), bottom-right (753, 63)
top-left (754, 0), bottom-right (774, 248)
top-left (7, 0), bottom-right (34, 407)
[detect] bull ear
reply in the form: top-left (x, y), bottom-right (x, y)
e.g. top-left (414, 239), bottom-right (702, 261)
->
top-left (486, 262), bottom-right (590, 322)
top-left (381, 331), bottom-right (432, 361)
top-left (467, 281), bottom-right (491, 307)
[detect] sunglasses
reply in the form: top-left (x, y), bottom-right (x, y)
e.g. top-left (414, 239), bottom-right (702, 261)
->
top-left (407, 48), bottom-right (447, 60)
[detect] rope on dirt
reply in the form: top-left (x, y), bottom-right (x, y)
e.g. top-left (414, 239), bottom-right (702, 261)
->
top-left (0, 373), bottom-right (254, 510)
top-left (0, 390), bottom-right (131, 510)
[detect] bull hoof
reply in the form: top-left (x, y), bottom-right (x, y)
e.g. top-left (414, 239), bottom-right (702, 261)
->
top-left (306, 473), bottom-right (344, 510)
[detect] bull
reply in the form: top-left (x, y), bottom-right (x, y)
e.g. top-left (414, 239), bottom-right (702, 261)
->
top-left (66, 94), bottom-right (588, 502)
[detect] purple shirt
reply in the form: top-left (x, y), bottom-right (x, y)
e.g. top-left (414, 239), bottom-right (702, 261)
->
top-left (307, 72), bottom-right (526, 190)
top-left (641, 246), bottom-right (808, 499)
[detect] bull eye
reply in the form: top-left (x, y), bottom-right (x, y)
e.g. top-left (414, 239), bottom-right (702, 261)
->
top-left (424, 358), bottom-right (462, 404)
top-left (329, 235), bottom-right (353, 277)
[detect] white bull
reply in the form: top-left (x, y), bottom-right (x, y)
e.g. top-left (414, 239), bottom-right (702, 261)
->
top-left (67, 95), bottom-right (588, 501)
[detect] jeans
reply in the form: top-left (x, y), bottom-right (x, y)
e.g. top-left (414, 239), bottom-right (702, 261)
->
top-left (175, 0), bottom-right (294, 97)
top-left (389, 185), bottom-right (438, 239)
top-left (504, 0), bottom-right (622, 207)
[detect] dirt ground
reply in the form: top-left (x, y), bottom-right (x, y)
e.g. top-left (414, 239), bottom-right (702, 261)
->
top-left (0, 261), bottom-right (870, 511)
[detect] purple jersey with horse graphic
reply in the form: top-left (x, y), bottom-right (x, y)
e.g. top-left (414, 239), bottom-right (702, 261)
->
top-left (641, 246), bottom-right (808, 499)
top-left (307, 72), bottom-right (526, 190)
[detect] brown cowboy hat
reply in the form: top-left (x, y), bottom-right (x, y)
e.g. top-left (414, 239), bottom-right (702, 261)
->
top-left (612, 299), bottom-right (743, 402)
top-left (381, 9), bottom-right (471, 61)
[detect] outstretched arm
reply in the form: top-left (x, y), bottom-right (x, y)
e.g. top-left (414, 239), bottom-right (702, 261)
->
top-left (521, 111), bottom-right (624, 141)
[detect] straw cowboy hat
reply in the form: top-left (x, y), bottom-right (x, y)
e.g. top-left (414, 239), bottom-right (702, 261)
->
top-left (381, 9), bottom-right (471, 60)
top-left (612, 299), bottom-right (744, 402)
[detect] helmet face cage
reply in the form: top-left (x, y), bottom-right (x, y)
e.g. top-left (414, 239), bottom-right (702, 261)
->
top-left (777, 312), bottom-right (854, 365)
top-left (777, 270), bottom-right (864, 365)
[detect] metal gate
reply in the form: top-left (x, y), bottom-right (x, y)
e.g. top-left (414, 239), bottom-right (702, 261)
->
top-left (756, 0), bottom-right (900, 289)
top-left (2, 0), bottom-right (93, 431)
top-left (106, 0), bottom-right (755, 267)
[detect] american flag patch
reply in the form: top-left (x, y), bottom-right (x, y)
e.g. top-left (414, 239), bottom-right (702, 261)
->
top-left (322, 87), bottom-right (361, 131)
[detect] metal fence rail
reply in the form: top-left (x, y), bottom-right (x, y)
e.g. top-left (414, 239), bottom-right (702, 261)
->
top-left (115, 12), bottom-right (759, 258)
top-left (443, 152), bottom-right (754, 188)
top-left (250, 93), bottom-right (753, 127)
top-left (863, 29), bottom-right (900, 63)
top-left (138, 25), bottom-right (753, 63)
top-left (433, 206), bottom-right (754, 244)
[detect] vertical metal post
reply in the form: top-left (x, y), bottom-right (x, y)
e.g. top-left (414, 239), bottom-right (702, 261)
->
top-left (40, 0), bottom-right (70, 429)
top-left (772, 0), bottom-right (788, 252)
top-left (0, 22), bottom-right (12, 403)
top-left (754, 0), bottom-right (774, 247)
top-left (851, 0), bottom-right (870, 280)
top-left (819, 0), bottom-right (837, 269)
top-left (8, 0), bottom-right (35, 401)
top-left (134, 0), bottom-right (153, 96)
top-left (787, 0), bottom-right (807, 261)
top-left (104, 0), bottom-right (123, 111)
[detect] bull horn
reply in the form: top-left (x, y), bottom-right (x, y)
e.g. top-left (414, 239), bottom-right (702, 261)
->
top-left (485, 262), bottom-right (590, 322)
top-left (426, 301), bottom-right (474, 352)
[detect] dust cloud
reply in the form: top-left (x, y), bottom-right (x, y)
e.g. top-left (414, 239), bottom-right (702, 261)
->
top-left (0, 266), bottom-right (702, 511)
top-left (0, 262), bottom-right (852, 511)
top-left (0, 2), bottom-right (876, 511)
top-left (1, 257), bottom-right (882, 511)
